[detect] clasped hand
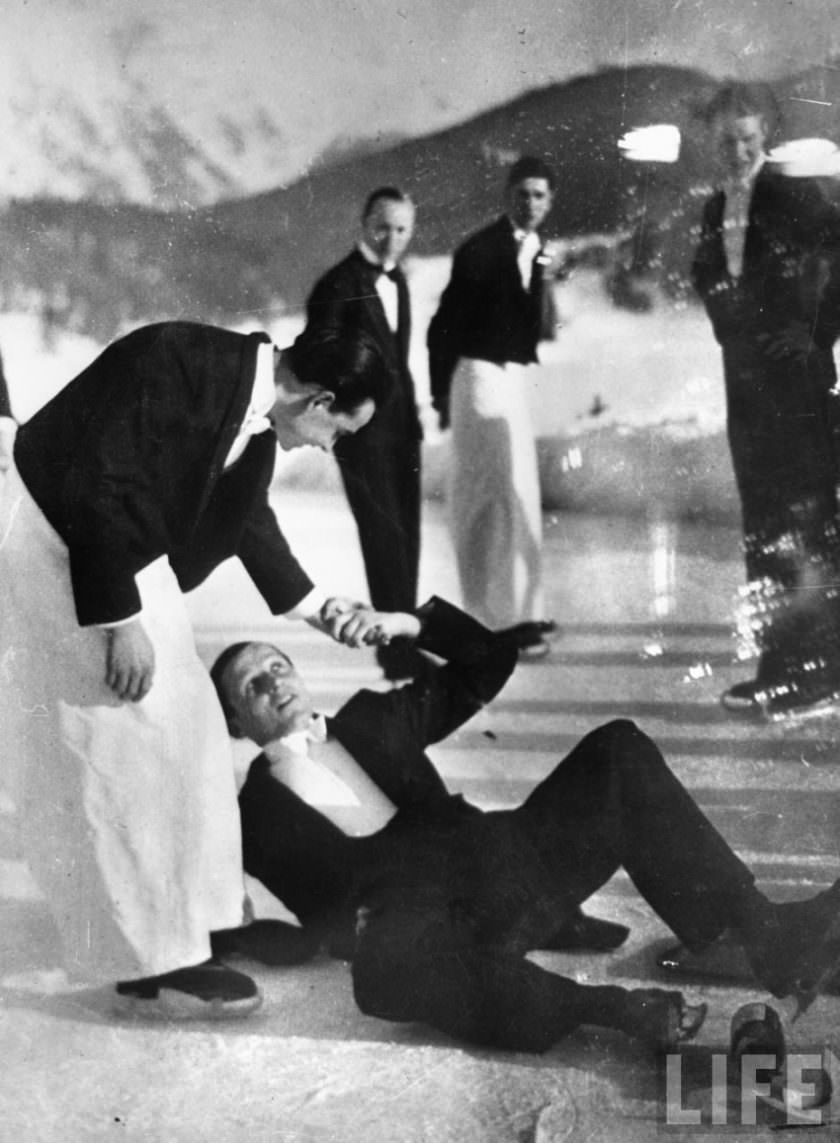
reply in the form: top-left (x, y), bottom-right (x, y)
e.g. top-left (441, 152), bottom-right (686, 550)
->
top-left (756, 320), bottom-right (815, 362)
top-left (320, 598), bottom-right (421, 648)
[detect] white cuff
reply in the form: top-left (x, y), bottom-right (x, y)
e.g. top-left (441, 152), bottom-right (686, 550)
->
top-left (97, 612), bottom-right (143, 630)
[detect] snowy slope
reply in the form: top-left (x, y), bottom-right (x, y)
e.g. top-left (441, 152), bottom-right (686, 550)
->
top-left (0, 4), bottom-right (297, 207)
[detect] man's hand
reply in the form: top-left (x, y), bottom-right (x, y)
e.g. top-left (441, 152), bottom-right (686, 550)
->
top-left (105, 619), bottom-right (155, 701)
top-left (323, 604), bottom-right (421, 649)
top-left (313, 596), bottom-right (366, 640)
top-left (354, 610), bottom-right (422, 647)
top-left (757, 321), bottom-right (815, 363)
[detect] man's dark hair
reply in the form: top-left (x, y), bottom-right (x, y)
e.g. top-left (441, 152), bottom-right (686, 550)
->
top-left (286, 325), bottom-right (389, 413)
top-left (506, 156), bottom-right (556, 191)
top-left (362, 185), bottom-right (412, 220)
top-left (210, 641), bottom-right (252, 729)
top-left (703, 81), bottom-right (780, 137)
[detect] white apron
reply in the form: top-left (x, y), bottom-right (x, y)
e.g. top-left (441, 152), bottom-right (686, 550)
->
top-left (0, 464), bottom-right (245, 983)
top-left (449, 357), bottom-right (544, 628)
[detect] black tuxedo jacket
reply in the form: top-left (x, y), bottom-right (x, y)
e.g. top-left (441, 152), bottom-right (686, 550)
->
top-left (14, 321), bottom-right (313, 625)
top-left (691, 166), bottom-right (840, 348)
top-left (427, 216), bottom-right (555, 420)
top-left (237, 596), bottom-right (517, 929)
top-left (306, 249), bottom-right (421, 451)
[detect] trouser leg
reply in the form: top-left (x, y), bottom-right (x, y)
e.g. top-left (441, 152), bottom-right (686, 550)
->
top-left (449, 359), bottom-right (543, 628)
top-left (337, 439), bottom-right (420, 613)
top-left (351, 889), bottom-right (638, 1052)
top-left (515, 720), bottom-right (757, 950)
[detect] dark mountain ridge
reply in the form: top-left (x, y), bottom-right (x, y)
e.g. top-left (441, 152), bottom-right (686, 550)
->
top-left (3, 61), bottom-right (839, 342)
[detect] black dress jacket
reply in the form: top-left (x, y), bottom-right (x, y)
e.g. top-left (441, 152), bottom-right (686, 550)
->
top-left (306, 248), bottom-right (421, 453)
top-left (691, 166), bottom-right (840, 348)
top-left (237, 596), bottom-right (517, 935)
top-left (427, 216), bottom-right (553, 421)
top-left (14, 321), bottom-right (313, 626)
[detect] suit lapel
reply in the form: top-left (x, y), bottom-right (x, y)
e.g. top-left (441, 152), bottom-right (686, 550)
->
top-left (193, 330), bottom-right (271, 529)
top-left (348, 251), bottom-right (399, 363)
top-left (326, 710), bottom-right (447, 808)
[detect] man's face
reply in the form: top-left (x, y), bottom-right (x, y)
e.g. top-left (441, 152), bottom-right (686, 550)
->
top-left (361, 198), bottom-right (415, 266)
top-left (507, 177), bottom-right (554, 233)
top-left (221, 642), bottom-right (315, 745)
top-left (712, 113), bottom-right (768, 182)
top-left (273, 394), bottom-right (375, 453)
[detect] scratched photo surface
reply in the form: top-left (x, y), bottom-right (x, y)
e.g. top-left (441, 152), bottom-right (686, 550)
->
top-left (1, 2), bottom-right (840, 1141)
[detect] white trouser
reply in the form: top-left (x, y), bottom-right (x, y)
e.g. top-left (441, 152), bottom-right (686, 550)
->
top-left (0, 464), bottom-right (245, 983)
top-left (449, 357), bottom-right (544, 628)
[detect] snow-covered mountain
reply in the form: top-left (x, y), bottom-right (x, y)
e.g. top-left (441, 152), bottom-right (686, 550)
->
top-left (0, 4), bottom-right (334, 208)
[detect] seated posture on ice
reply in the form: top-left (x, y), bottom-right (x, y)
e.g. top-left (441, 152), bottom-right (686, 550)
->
top-left (0, 320), bottom-right (394, 1020)
top-left (212, 597), bottom-right (840, 1053)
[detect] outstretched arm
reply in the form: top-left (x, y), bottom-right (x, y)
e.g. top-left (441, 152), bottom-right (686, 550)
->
top-left (336, 597), bottom-right (518, 750)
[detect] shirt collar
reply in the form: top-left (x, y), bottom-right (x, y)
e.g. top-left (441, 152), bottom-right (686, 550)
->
top-left (264, 713), bottom-right (328, 759)
top-left (721, 154), bottom-right (766, 194)
top-left (358, 240), bottom-right (396, 273)
top-left (507, 217), bottom-right (541, 245)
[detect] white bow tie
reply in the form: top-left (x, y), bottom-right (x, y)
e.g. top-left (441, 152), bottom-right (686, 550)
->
top-left (267, 714), bottom-right (329, 758)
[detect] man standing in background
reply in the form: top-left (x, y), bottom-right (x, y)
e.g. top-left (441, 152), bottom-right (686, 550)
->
top-left (692, 82), bottom-right (840, 717)
top-left (427, 157), bottom-right (559, 660)
top-left (306, 188), bottom-right (424, 682)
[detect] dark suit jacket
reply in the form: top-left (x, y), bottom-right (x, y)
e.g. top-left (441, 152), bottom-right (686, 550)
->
top-left (691, 166), bottom-right (840, 348)
top-left (237, 596), bottom-right (517, 934)
top-left (306, 249), bottom-right (421, 456)
top-left (427, 216), bottom-right (555, 421)
top-left (691, 168), bottom-right (840, 529)
top-left (14, 321), bottom-right (313, 626)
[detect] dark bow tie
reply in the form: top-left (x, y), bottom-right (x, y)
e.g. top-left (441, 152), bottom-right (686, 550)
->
top-left (376, 265), bottom-right (399, 281)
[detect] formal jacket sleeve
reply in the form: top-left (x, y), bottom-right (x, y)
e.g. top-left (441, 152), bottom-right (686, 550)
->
top-left (237, 487), bottom-right (315, 614)
top-left (335, 596), bottom-right (517, 753)
top-left (306, 262), bottom-right (354, 327)
top-left (427, 251), bottom-right (470, 427)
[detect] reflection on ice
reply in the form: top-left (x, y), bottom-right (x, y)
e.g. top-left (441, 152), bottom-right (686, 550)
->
top-left (649, 519), bottom-right (677, 621)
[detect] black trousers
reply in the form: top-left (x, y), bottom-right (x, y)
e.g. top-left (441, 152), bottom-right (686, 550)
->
top-left (351, 720), bottom-right (757, 1052)
top-left (336, 435), bottom-right (421, 615)
top-left (721, 338), bottom-right (840, 687)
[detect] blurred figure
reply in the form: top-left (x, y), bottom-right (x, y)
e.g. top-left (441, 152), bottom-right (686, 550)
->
top-left (692, 82), bottom-right (840, 717)
top-left (427, 157), bottom-right (560, 660)
top-left (306, 188), bottom-right (424, 682)
top-left (0, 347), bottom-right (16, 473)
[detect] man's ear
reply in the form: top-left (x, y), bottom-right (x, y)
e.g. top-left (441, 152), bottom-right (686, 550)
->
top-left (308, 389), bottom-right (336, 412)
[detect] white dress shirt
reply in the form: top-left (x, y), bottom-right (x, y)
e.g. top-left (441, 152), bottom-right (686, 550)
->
top-left (264, 714), bottom-right (397, 837)
top-left (510, 225), bottom-right (541, 291)
top-left (358, 241), bottom-right (399, 332)
top-left (721, 157), bottom-right (765, 279)
top-left (223, 340), bottom-right (276, 469)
